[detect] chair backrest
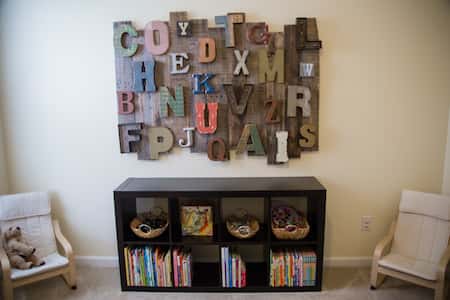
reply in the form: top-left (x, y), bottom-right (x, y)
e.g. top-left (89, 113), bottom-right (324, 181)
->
top-left (0, 192), bottom-right (57, 258)
top-left (391, 190), bottom-right (450, 265)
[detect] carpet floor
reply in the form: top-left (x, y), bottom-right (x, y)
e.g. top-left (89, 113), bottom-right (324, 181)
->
top-left (10, 266), bottom-right (436, 300)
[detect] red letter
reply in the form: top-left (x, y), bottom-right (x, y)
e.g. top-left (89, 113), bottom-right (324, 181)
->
top-left (195, 102), bottom-right (218, 134)
top-left (117, 91), bottom-right (134, 114)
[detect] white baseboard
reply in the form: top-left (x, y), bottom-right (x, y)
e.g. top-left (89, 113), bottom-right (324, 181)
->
top-left (76, 256), bottom-right (372, 268)
top-left (76, 256), bottom-right (118, 268)
top-left (324, 256), bottom-right (372, 267)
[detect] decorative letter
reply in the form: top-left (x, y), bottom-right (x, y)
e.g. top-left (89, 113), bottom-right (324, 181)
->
top-left (192, 73), bottom-right (216, 94)
top-left (275, 131), bottom-right (289, 163)
top-left (177, 21), bottom-right (192, 37)
top-left (159, 86), bottom-right (184, 118)
top-left (264, 99), bottom-right (280, 124)
top-left (247, 23), bottom-right (269, 44)
top-left (236, 124), bottom-right (265, 156)
top-left (144, 21), bottom-right (170, 55)
top-left (117, 91), bottom-right (135, 114)
top-left (300, 63), bottom-right (314, 77)
top-left (148, 127), bottom-right (174, 160)
top-left (133, 60), bottom-right (156, 93)
top-left (215, 13), bottom-right (245, 47)
top-left (198, 38), bottom-right (216, 63)
top-left (300, 124), bottom-right (316, 148)
top-left (113, 24), bottom-right (138, 57)
top-left (178, 127), bottom-right (195, 148)
top-left (118, 123), bottom-right (142, 153)
top-left (287, 85), bottom-right (311, 117)
top-left (223, 84), bottom-right (253, 115)
top-left (169, 53), bottom-right (190, 74)
top-left (195, 102), bottom-right (218, 134)
top-left (207, 138), bottom-right (228, 161)
top-left (233, 50), bottom-right (249, 76)
top-left (296, 18), bottom-right (322, 50)
top-left (258, 48), bottom-right (284, 83)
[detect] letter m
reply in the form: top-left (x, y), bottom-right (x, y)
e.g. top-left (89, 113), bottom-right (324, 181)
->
top-left (258, 48), bottom-right (284, 83)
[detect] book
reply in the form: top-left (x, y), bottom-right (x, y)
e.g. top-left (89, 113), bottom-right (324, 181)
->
top-left (180, 205), bottom-right (213, 236)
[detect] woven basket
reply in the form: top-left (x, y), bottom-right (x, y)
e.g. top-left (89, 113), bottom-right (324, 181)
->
top-left (129, 208), bottom-right (168, 239)
top-left (226, 209), bottom-right (260, 239)
top-left (271, 206), bottom-right (310, 240)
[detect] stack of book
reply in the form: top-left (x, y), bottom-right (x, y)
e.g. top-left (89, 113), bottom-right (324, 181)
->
top-left (124, 246), bottom-right (173, 287)
top-left (220, 247), bottom-right (246, 288)
top-left (172, 247), bottom-right (193, 287)
top-left (270, 249), bottom-right (316, 287)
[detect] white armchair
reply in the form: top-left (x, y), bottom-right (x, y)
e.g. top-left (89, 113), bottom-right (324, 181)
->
top-left (0, 192), bottom-right (76, 300)
top-left (370, 190), bottom-right (450, 300)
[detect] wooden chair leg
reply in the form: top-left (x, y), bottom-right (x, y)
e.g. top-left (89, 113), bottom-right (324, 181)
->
top-left (2, 276), bottom-right (13, 300)
top-left (370, 263), bottom-right (386, 289)
top-left (434, 279), bottom-right (445, 300)
top-left (62, 262), bottom-right (77, 289)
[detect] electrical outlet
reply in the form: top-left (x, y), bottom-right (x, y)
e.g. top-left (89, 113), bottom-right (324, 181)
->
top-left (361, 216), bottom-right (373, 232)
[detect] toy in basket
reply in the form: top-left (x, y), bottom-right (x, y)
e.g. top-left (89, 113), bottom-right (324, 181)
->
top-left (130, 207), bottom-right (168, 239)
top-left (226, 209), bottom-right (260, 239)
top-left (271, 205), bottom-right (310, 240)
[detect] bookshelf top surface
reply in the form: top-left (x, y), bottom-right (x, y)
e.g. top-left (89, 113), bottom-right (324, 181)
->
top-left (115, 177), bottom-right (326, 193)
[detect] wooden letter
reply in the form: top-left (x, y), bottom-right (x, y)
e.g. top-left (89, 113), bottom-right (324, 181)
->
top-left (169, 53), bottom-right (190, 74)
top-left (300, 63), bottom-right (314, 77)
top-left (113, 23), bottom-right (138, 57)
top-left (233, 50), bottom-right (249, 76)
top-left (177, 21), bottom-right (192, 37)
top-left (198, 38), bottom-right (216, 63)
top-left (192, 73), bottom-right (216, 94)
top-left (247, 23), bottom-right (269, 44)
top-left (178, 127), bottom-right (195, 148)
top-left (223, 84), bottom-right (253, 115)
top-left (159, 86), bottom-right (184, 118)
top-left (144, 21), bottom-right (170, 55)
top-left (287, 85), bottom-right (311, 117)
top-left (258, 48), bottom-right (284, 83)
top-left (207, 138), bottom-right (228, 161)
top-left (148, 127), bottom-right (174, 160)
top-left (133, 60), bottom-right (156, 93)
top-left (236, 124), bottom-right (265, 156)
top-left (264, 99), bottom-right (280, 124)
top-left (300, 124), bottom-right (316, 148)
top-left (119, 123), bottom-right (142, 153)
top-left (214, 13), bottom-right (245, 47)
top-left (275, 131), bottom-right (288, 163)
top-left (296, 18), bottom-right (322, 50)
top-left (195, 102), bottom-right (218, 134)
top-left (117, 91), bottom-right (134, 114)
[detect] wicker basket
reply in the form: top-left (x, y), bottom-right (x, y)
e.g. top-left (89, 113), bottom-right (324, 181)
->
top-left (271, 206), bottom-right (310, 240)
top-left (226, 209), bottom-right (260, 239)
top-left (129, 208), bottom-right (168, 239)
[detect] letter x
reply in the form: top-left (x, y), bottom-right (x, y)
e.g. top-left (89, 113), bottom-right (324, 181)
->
top-left (233, 50), bottom-right (249, 76)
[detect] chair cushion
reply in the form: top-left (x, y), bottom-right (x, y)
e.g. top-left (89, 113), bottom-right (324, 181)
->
top-left (379, 253), bottom-right (438, 281)
top-left (11, 252), bottom-right (68, 280)
top-left (400, 190), bottom-right (450, 221)
top-left (0, 192), bottom-right (51, 221)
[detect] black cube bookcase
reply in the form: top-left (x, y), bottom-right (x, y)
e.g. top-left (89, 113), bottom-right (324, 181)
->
top-left (114, 177), bottom-right (326, 292)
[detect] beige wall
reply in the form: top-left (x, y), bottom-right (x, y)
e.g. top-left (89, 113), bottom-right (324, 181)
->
top-left (443, 108), bottom-right (450, 195)
top-left (0, 0), bottom-right (449, 258)
top-left (0, 114), bottom-right (8, 194)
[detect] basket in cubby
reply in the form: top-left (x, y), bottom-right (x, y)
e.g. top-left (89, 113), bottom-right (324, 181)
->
top-left (129, 207), bottom-right (168, 239)
top-left (226, 208), bottom-right (260, 239)
top-left (271, 205), bottom-right (310, 240)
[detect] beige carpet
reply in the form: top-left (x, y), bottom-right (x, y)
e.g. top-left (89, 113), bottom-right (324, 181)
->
top-left (10, 266), bottom-right (434, 300)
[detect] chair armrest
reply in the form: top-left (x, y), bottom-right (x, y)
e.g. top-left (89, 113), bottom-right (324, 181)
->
top-left (373, 220), bottom-right (396, 261)
top-left (437, 243), bottom-right (450, 282)
top-left (53, 219), bottom-right (74, 260)
top-left (0, 243), bottom-right (11, 280)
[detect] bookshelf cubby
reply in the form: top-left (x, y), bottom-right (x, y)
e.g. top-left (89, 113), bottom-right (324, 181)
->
top-left (114, 177), bottom-right (326, 292)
